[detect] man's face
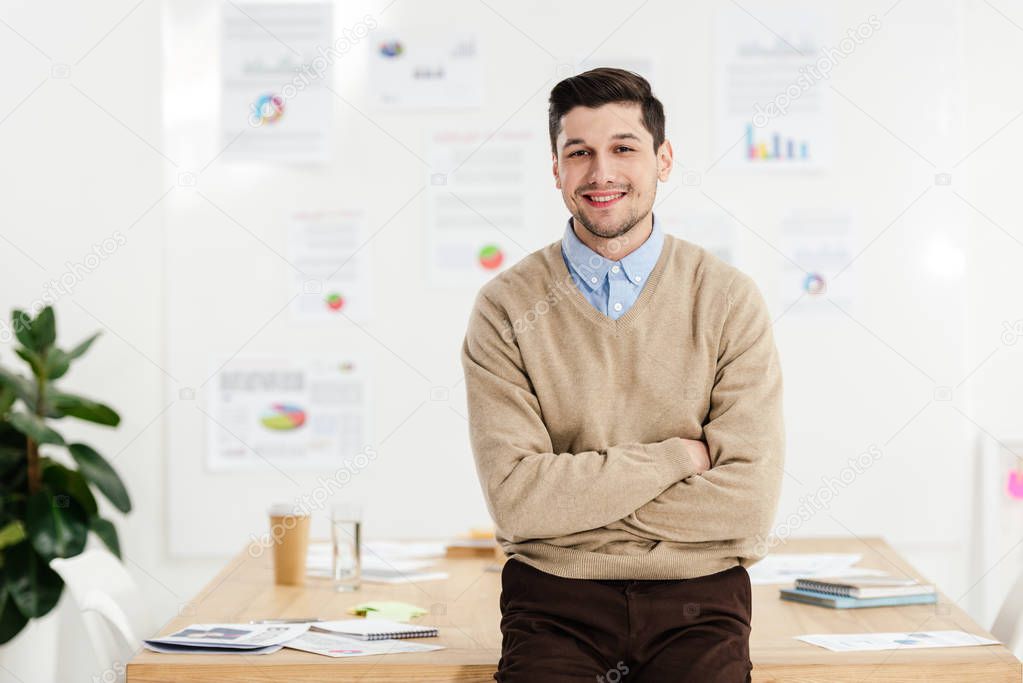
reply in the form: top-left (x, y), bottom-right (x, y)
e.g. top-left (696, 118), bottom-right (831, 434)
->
top-left (552, 102), bottom-right (673, 241)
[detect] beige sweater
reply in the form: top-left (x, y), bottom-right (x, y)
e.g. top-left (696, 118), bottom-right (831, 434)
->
top-left (460, 232), bottom-right (784, 580)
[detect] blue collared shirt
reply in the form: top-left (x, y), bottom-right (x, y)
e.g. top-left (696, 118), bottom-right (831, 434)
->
top-left (561, 214), bottom-right (665, 320)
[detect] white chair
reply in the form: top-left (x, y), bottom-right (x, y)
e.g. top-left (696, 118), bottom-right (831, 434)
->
top-left (50, 549), bottom-right (152, 680)
top-left (992, 571), bottom-right (1023, 657)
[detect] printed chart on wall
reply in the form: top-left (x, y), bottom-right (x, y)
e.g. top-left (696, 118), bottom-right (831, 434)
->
top-left (778, 209), bottom-right (857, 317)
top-left (205, 355), bottom-right (370, 472)
top-left (714, 4), bottom-right (831, 171)
top-left (288, 209), bottom-right (371, 322)
top-left (425, 129), bottom-right (539, 286)
top-left (657, 209), bottom-right (739, 266)
top-left (220, 2), bottom-right (332, 163)
top-left (369, 33), bottom-right (482, 109)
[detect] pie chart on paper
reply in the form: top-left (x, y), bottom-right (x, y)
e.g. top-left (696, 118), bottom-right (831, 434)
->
top-left (260, 403), bottom-right (307, 431)
top-left (478, 244), bottom-right (504, 270)
top-left (325, 292), bottom-right (345, 312)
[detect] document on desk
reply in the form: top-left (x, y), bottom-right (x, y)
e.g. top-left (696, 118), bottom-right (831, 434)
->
top-left (306, 542), bottom-right (450, 584)
top-left (748, 553), bottom-right (879, 584)
top-left (796, 630), bottom-right (1000, 652)
top-left (284, 631), bottom-right (445, 658)
top-left (144, 623), bottom-right (309, 654)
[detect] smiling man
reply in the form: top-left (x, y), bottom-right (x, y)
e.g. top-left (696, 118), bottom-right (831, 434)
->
top-left (461, 68), bottom-right (785, 682)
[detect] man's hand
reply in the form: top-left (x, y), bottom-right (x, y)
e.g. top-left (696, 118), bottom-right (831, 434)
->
top-left (682, 438), bottom-right (711, 474)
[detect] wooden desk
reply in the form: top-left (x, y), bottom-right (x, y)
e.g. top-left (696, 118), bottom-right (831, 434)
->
top-left (127, 537), bottom-right (1022, 682)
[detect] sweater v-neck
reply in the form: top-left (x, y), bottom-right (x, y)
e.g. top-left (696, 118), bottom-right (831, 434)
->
top-left (550, 231), bottom-right (672, 332)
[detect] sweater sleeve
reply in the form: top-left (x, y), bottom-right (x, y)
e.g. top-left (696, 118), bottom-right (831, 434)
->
top-left (607, 272), bottom-right (785, 543)
top-left (461, 289), bottom-right (701, 543)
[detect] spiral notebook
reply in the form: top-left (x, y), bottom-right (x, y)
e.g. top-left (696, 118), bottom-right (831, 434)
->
top-left (312, 619), bottom-right (438, 641)
top-left (794, 575), bottom-right (934, 599)
top-left (780, 587), bottom-right (938, 609)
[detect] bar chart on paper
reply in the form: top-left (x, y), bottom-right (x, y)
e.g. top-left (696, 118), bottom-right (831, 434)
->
top-left (714, 5), bottom-right (831, 170)
top-left (745, 124), bottom-right (811, 162)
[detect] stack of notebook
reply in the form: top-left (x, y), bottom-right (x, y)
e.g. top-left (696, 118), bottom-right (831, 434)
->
top-left (780, 574), bottom-right (937, 609)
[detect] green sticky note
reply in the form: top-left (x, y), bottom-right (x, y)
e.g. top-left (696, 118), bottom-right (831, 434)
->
top-left (349, 601), bottom-right (428, 621)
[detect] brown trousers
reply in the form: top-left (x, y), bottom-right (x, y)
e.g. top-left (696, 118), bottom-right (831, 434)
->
top-left (495, 558), bottom-right (753, 683)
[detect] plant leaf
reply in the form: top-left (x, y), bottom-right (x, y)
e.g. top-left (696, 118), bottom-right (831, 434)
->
top-left (89, 517), bottom-right (121, 558)
top-left (0, 366), bottom-right (36, 405)
top-left (11, 310), bottom-right (34, 352)
top-left (31, 307), bottom-right (56, 351)
top-left (7, 411), bottom-right (64, 446)
top-left (44, 349), bottom-right (71, 381)
top-left (0, 446), bottom-right (23, 479)
top-left (67, 443), bottom-right (131, 513)
top-left (0, 423), bottom-right (25, 492)
top-left (66, 332), bottom-right (100, 362)
top-left (0, 521), bottom-right (26, 550)
top-left (0, 585), bottom-right (29, 645)
top-left (13, 348), bottom-right (44, 378)
top-left (0, 384), bottom-right (15, 416)
top-left (25, 491), bottom-right (88, 561)
top-left (47, 392), bottom-right (120, 427)
top-left (41, 464), bottom-right (98, 517)
top-left (11, 308), bottom-right (55, 355)
top-left (2, 541), bottom-right (63, 619)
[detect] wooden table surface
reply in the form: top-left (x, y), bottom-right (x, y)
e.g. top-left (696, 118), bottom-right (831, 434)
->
top-left (127, 537), bottom-right (1022, 682)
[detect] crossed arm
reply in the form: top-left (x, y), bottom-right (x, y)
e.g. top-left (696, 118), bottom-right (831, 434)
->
top-left (460, 272), bottom-right (783, 545)
top-left (607, 274), bottom-right (785, 543)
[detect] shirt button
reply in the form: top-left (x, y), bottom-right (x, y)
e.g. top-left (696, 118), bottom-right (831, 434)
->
top-left (590, 276), bottom-right (598, 284)
top-left (613, 302), bottom-right (623, 311)
top-left (634, 275), bottom-right (642, 282)
top-left (611, 265), bottom-right (620, 273)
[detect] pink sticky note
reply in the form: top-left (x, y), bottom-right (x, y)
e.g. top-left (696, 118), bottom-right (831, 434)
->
top-left (1007, 470), bottom-right (1023, 499)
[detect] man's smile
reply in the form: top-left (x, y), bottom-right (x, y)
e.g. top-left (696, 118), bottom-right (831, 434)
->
top-left (580, 190), bottom-right (628, 208)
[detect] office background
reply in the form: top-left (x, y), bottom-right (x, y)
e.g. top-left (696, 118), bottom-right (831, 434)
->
top-left (2, 0), bottom-right (1022, 678)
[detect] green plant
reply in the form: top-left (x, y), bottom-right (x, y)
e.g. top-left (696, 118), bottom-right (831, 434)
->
top-left (0, 306), bottom-right (130, 645)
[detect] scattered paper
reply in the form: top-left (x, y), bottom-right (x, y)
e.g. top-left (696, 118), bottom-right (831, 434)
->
top-left (748, 553), bottom-right (868, 585)
top-left (285, 631), bottom-right (444, 658)
top-left (144, 623), bottom-right (309, 653)
top-left (363, 540), bottom-right (447, 559)
top-left (306, 542), bottom-right (449, 584)
top-left (796, 630), bottom-right (1000, 652)
top-left (143, 642), bottom-right (283, 655)
top-left (362, 568), bottom-right (450, 585)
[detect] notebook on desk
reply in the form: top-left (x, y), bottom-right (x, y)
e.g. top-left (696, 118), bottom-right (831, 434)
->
top-left (794, 575), bottom-right (935, 599)
top-left (312, 619), bottom-right (438, 641)
top-left (780, 587), bottom-right (938, 609)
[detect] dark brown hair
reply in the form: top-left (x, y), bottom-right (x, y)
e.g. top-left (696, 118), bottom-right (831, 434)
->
top-left (547, 67), bottom-right (665, 156)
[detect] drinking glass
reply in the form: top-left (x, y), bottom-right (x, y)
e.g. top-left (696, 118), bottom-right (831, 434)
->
top-left (330, 503), bottom-right (362, 592)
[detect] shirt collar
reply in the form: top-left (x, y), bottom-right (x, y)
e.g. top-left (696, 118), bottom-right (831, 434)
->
top-left (561, 213), bottom-right (664, 292)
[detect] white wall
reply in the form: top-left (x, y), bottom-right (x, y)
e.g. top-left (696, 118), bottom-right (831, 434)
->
top-left (0, 0), bottom-right (210, 680)
top-left (960, 0), bottom-right (1023, 625)
top-left (1, 0), bottom-right (1021, 680)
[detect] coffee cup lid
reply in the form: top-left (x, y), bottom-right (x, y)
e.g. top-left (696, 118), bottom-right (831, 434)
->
top-left (267, 503), bottom-right (309, 517)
